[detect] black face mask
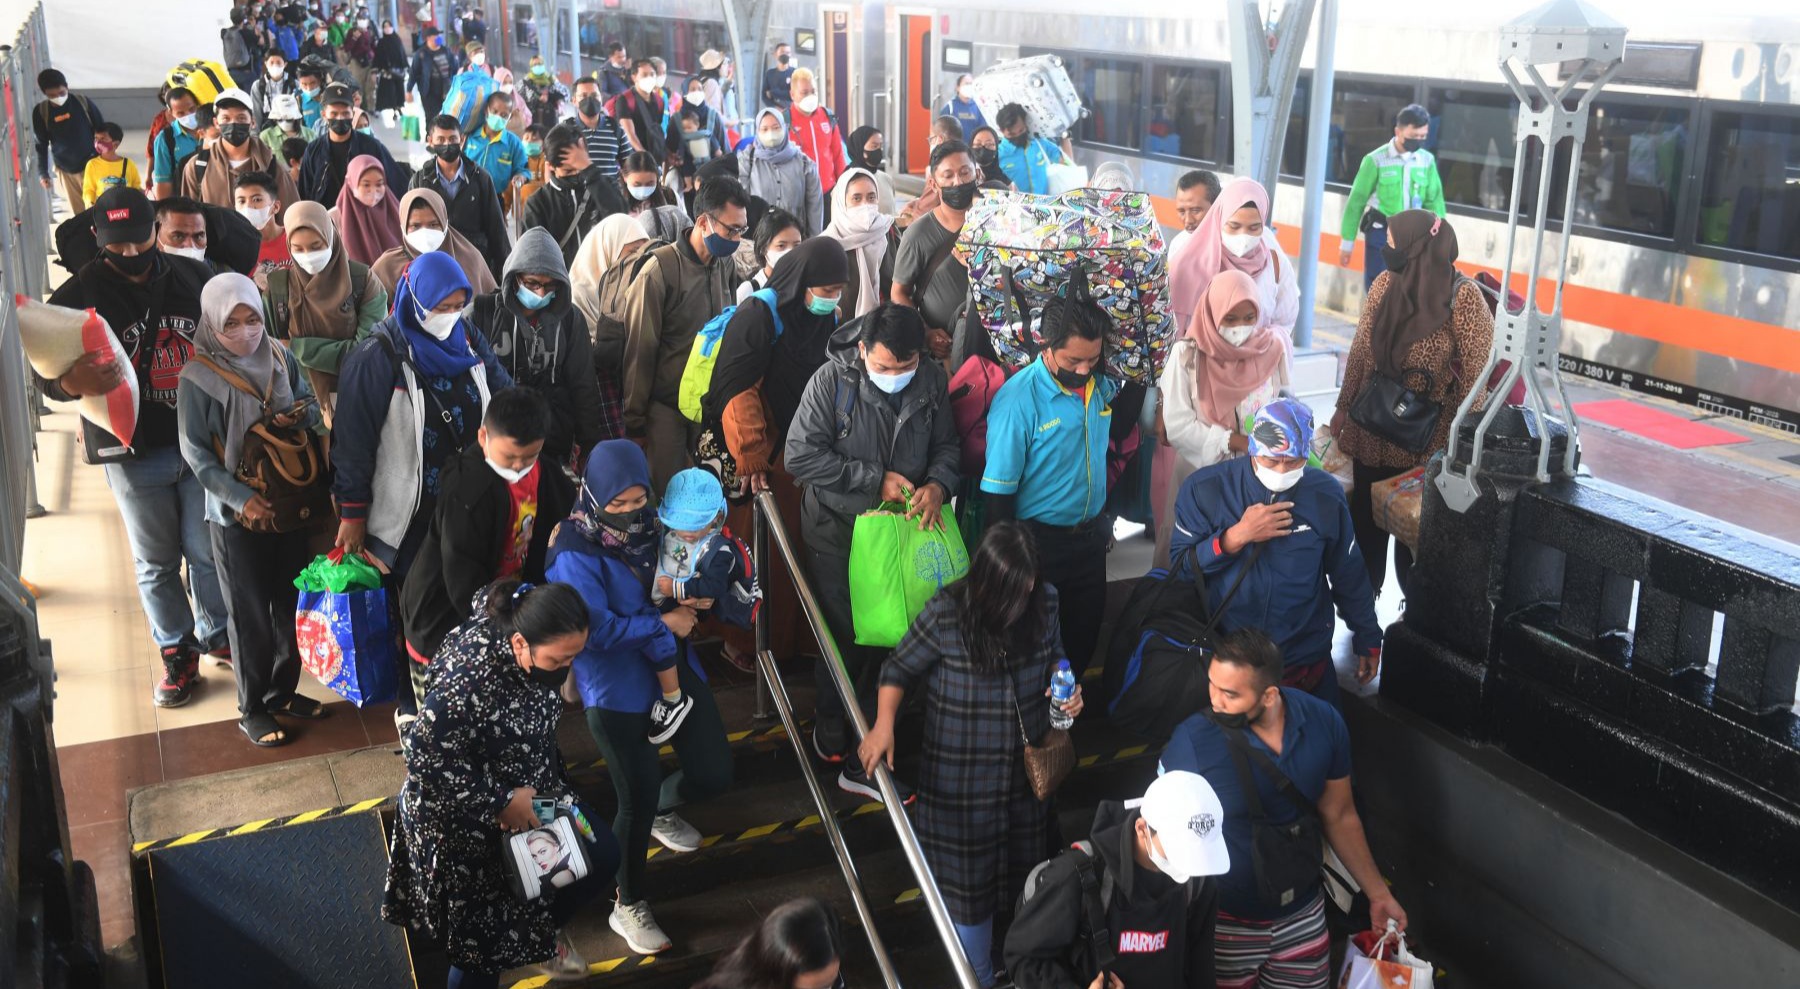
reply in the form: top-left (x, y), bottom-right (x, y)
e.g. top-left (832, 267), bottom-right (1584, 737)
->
top-left (578, 96), bottom-right (601, 118)
top-left (105, 247), bottom-right (158, 276)
top-left (601, 506), bottom-right (653, 534)
top-left (1052, 366), bottom-right (1091, 391)
top-left (1007, 133), bottom-right (1030, 149)
top-left (972, 145), bottom-right (998, 169)
top-left (219, 122), bottom-right (253, 146)
top-left (1208, 702), bottom-right (1263, 731)
top-left (778, 54), bottom-right (790, 66)
top-left (431, 143), bottom-right (463, 163)
top-left (524, 663), bottom-right (571, 689)
top-left (940, 180), bottom-right (979, 211)
top-left (326, 117), bottom-right (354, 136)
top-left (1400, 137), bottom-right (1425, 153)
top-left (1381, 244), bottom-right (1409, 274)
top-left (863, 148), bottom-right (884, 170)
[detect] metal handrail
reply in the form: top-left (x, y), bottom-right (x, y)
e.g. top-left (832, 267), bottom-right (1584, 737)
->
top-left (752, 491), bottom-right (982, 989)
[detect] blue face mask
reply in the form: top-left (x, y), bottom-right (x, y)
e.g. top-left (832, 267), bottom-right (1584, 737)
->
top-left (806, 292), bottom-right (842, 316)
top-left (868, 368), bottom-right (916, 394)
top-left (702, 232), bottom-right (737, 260)
top-left (516, 285), bottom-right (555, 310)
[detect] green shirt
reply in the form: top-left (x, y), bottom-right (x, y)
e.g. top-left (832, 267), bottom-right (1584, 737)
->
top-left (1339, 141), bottom-right (1446, 242)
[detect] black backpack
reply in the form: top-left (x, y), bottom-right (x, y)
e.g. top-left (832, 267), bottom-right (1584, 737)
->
top-left (1017, 839), bottom-right (1208, 982)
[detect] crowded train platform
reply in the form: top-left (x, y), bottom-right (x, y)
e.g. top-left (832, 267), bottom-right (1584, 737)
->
top-left (2, 1), bottom-right (1798, 987)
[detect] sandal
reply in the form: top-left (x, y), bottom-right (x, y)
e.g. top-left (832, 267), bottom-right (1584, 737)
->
top-left (240, 712), bottom-right (289, 748)
top-left (275, 695), bottom-right (331, 720)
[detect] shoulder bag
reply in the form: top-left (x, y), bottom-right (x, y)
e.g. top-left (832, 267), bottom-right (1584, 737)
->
top-left (1013, 673), bottom-right (1074, 802)
top-left (1218, 721), bottom-right (1324, 910)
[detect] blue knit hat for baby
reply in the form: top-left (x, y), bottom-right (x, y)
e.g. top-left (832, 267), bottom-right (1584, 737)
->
top-left (658, 468), bottom-right (727, 532)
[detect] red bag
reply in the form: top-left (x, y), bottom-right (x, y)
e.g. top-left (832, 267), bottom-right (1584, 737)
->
top-left (948, 355), bottom-right (1010, 477)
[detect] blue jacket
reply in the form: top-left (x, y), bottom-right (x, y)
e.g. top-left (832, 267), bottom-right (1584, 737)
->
top-left (274, 24), bottom-right (302, 61)
top-left (547, 525), bottom-right (705, 713)
top-left (1168, 457), bottom-right (1381, 666)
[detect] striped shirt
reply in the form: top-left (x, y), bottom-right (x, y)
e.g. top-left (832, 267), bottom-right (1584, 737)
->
top-left (580, 118), bottom-right (623, 179)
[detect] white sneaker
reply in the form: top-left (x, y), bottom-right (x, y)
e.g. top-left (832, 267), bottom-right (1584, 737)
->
top-left (609, 899), bottom-right (673, 955)
top-left (650, 811), bottom-right (702, 852)
top-left (532, 930), bottom-right (589, 981)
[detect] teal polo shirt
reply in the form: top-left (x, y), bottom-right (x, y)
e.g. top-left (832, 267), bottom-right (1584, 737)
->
top-left (466, 126), bottom-right (532, 187)
top-left (980, 359), bottom-right (1118, 526)
top-left (997, 136), bottom-right (1065, 195)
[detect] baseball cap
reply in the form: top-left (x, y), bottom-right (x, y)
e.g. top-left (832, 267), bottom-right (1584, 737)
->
top-left (92, 187), bottom-right (157, 247)
top-left (658, 469), bottom-right (726, 532)
top-left (213, 87), bottom-right (255, 114)
top-left (1130, 771), bottom-right (1230, 880)
top-left (322, 82), bottom-right (357, 107)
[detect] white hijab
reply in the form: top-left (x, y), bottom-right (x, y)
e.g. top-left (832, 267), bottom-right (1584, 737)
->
top-left (823, 167), bottom-right (893, 318)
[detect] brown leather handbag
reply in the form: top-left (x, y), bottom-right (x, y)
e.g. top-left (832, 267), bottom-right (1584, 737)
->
top-left (193, 350), bottom-right (333, 534)
top-left (1014, 689), bottom-right (1074, 802)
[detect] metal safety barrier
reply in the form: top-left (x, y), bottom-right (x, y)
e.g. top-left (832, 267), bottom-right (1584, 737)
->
top-left (750, 490), bottom-right (982, 989)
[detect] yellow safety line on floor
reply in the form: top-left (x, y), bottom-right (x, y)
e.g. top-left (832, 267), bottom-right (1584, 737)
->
top-left (131, 796), bottom-right (393, 854)
top-left (506, 953), bottom-right (657, 989)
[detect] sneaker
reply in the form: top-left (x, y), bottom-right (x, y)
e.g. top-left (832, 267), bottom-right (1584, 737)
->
top-left (647, 693), bottom-right (694, 745)
top-left (609, 899), bottom-right (672, 955)
top-left (838, 760), bottom-right (916, 806)
top-left (650, 811), bottom-right (702, 852)
top-left (811, 715), bottom-right (848, 764)
top-left (153, 647), bottom-right (200, 708)
top-left (205, 645), bottom-right (233, 670)
top-left (532, 930), bottom-right (589, 981)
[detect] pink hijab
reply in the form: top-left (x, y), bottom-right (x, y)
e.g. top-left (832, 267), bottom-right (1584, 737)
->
top-left (331, 155), bottom-right (403, 266)
top-left (1186, 270), bottom-right (1287, 430)
top-left (1169, 177), bottom-right (1275, 330)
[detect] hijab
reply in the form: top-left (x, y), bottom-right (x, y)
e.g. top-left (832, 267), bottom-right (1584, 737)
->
top-left (391, 251), bottom-right (481, 379)
top-left (823, 167), bottom-right (893, 319)
top-left (570, 213), bottom-right (647, 332)
top-left (1371, 210), bottom-right (1461, 378)
top-left (1184, 269), bottom-right (1287, 430)
top-left (1169, 177), bottom-right (1275, 331)
top-left (702, 236), bottom-right (849, 426)
top-left (282, 200), bottom-right (355, 342)
top-left (551, 438), bottom-right (658, 578)
top-left (749, 108), bottom-right (800, 165)
top-left (846, 126), bottom-right (881, 172)
top-left (371, 187), bottom-right (499, 298)
top-left (332, 154), bottom-right (402, 265)
top-left (192, 273), bottom-right (293, 472)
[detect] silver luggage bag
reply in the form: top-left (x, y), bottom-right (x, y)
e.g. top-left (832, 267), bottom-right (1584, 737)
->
top-left (970, 54), bottom-right (1087, 140)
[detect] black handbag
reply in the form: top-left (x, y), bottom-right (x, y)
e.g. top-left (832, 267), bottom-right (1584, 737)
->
top-left (1348, 367), bottom-right (1442, 454)
top-left (1218, 722), bottom-right (1324, 910)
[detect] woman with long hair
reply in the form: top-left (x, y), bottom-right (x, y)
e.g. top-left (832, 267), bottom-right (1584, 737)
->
top-left (693, 898), bottom-right (844, 989)
top-left (859, 521), bottom-right (1086, 988)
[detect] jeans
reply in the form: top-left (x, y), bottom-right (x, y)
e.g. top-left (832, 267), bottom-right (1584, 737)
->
top-left (1024, 519), bottom-right (1110, 680)
top-left (103, 444), bottom-right (229, 652)
top-left (209, 522), bottom-right (311, 718)
top-left (443, 838), bottom-right (617, 989)
top-left (952, 917), bottom-right (997, 988)
top-left (585, 659), bottom-right (733, 903)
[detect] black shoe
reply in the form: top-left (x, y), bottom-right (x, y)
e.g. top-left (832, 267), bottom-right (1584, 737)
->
top-left (838, 760), bottom-right (915, 806)
top-left (647, 694), bottom-right (694, 745)
top-left (811, 716), bottom-right (847, 764)
top-left (154, 646), bottom-right (200, 708)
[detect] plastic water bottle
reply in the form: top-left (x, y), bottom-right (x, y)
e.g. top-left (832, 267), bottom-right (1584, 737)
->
top-left (1049, 660), bottom-right (1077, 730)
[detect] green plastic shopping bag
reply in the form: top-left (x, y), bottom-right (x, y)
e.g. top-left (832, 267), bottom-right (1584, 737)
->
top-left (848, 499), bottom-right (971, 647)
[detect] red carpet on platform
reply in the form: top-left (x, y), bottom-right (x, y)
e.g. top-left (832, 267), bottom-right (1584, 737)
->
top-left (1575, 400), bottom-right (1748, 450)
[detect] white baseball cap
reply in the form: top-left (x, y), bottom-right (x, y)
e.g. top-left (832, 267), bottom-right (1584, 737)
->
top-left (1129, 770), bottom-right (1230, 880)
top-left (214, 87), bottom-right (256, 114)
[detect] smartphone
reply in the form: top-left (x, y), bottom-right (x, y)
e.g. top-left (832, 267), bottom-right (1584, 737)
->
top-left (531, 798), bottom-right (559, 825)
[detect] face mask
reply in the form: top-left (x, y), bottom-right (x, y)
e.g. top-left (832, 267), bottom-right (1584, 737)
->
top-left (357, 126), bottom-right (373, 136)
top-left (958, 86), bottom-right (973, 101)
top-left (106, 248), bottom-right (157, 276)
top-left (531, 64), bottom-right (547, 77)
top-left (628, 183), bottom-right (659, 201)
top-left (522, 141), bottom-right (541, 157)
top-left (515, 285), bottom-right (555, 310)
top-left (1209, 700), bottom-right (1264, 733)
top-left (356, 17), bottom-right (368, 27)
top-left (1401, 137), bottom-right (1425, 153)
top-left (238, 204), bottom-right (274, 229)
top-left (219, 322), bottom-right (265, 358)
top-left (1053, 366), bottom-right (1091, 391)
top-left (292, 247), bottom-right (332, 274)
top-left (1253, 462), bottom-right (1304, 493)
top-left (94, 142), bottom-right (115, 157)
top-left (470, 53), bottom-right (487, 67)
top-left (421, 309), bottom-right (461, 340)
top-left (407, 227), bottom-right (446, 253)
top-left (431, 143), bottom-right (462, 162)
top-left (652, 74), bottom-right (667, 90)
top-left (686, 91), bottom-right (706, 106)
top-left (703, 231), bottom-right (738, 260)
top-left (1220, 324), bottom-right (1255, 347)
top-left (778, 54), bottom-right (790, 66)
top-left (268, 65), bottom-right (285, 78)
top-left (177, 112), bottom-right (200, 130)
top-left (50, 94), bottom-right (68, 106)
top-left (219, 122), bottom-right (253, 146)
top-left (353, 184), bottom-right (386, 207)
top-left (167, 245), bottom-right (208, 263)
top-left (806, 292), bottom-right (842, 316)
top-left (758, 129), bottom-right (784, 149)
top-left (1008, 133), bottom-right (1030, 149)
top-left (636, 77), bottom-right (656, 93)
top-left (864, 148), bottom-right (885, 170)
top-left (300, 86), bottom-right (320, 100)
top-left (973, 146), bottom-right (998, 168)
top-left (487, 456), bottom-right (536, 484)
top-left (481, 112), bottom-right (507, 133)
top-left (327, 118), bottom-right (354, 136)
top-left (1146, 835), bottom-right (1191, 884)
top-left (764, 247), bottom-right (790, 272)
top-left (796, 95), bottom-right (819, 115)
top-left (842, 204), bottom-right (879, 230)
top-left (578, 96), bottom-right (601, 117)
top-left (1222, 232), bottom-right (1260, 258)
top-left (601, 505), bottom-right (653, 533)
top-left (524, 663), bottom-right (570, 689)
top-left (939, 180), bottom-right (979, 211)
top-left (868, 367), bottom-right (915, 394)
top-left (499, 84), bottom-right (515, 95)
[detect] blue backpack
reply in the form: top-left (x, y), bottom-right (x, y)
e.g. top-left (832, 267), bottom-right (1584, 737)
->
top-left (678, 287), bottom-right (781, 422)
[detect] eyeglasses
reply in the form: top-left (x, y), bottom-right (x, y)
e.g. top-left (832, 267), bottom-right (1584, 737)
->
top-left (705, 213), bottom-right (749, 238)
top-left (518, 275), bottom-right (558, 293)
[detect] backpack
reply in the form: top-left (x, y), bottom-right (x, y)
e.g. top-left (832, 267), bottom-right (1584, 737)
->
top-left (947, 354), bottom-right (1009, 478)
top-left (677, 286), bottom-right (781, 422)
top-left (1102, 543), bottom-right (1264, 740)
top-left (1017, 838), bottom-right (1208, 981)
top-left (221, 26), bottom-right (254, 71)
top-left (591, 240), bottom-right (664, 367)
top-left (189, 346), bottom-right (333, 534)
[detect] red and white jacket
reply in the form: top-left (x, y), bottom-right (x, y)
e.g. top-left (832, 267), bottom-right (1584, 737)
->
top-left (787, 104), bottom-right (848, 195)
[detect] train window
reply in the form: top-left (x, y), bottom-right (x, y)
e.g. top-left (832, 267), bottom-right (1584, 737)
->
top-left (1075, 56), bottom-right (1142, 150)
top-left (1426, 87), bottom-right (1535, 214)
top-left (1555, 100), bottom-right (1689, 239)
top-left (1282, 77), bottom-right (1416, 182)
top-left (1698, 111), bottom-right (1800, 262)
top-left (1148, 63), bottom-right (1225, 165)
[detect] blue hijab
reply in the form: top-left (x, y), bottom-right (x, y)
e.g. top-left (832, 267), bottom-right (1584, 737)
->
top-left (548, 439), bottom-right (659, 577)
top-left (393, 251), bottom-right (481, 379)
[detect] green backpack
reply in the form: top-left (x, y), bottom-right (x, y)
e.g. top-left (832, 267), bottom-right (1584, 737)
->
top-left (677, 287), bottom-right (781, 422)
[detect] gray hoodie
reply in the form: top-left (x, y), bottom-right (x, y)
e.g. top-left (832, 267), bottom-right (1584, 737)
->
top-left (470, 227), bottom-right (602, 460)
top-left (782, 319), bottom-right (962, 557)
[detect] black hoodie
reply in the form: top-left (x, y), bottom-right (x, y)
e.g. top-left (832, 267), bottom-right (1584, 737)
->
top-left (1005, 801), bottom-right (1219, 989)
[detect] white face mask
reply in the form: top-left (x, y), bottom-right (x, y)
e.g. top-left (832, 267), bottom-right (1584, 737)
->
top-left (1253, 462), bottom-right (1305, 493)
top-left (354, 185), bottom-right (386, 207)
top-left (758, 129), bottom-right (784, 149)
top-left (652, 74), bottom-right (667, 90)
top-left (1220, 324), bottom-right (1255, 347)
top-left (406, 227), bottom-right (446, 253)
top-left (267, 65), bottom-right (285, 79)
top-left (842, 203), bottom-right (879, 230)
top-left (50, 94), bottom-right (68, 106)
top-left (470, 52), bottom-right (487, 67)
top-left (868, 367), bottom-right (915, 394)
top-left (636, 76), bottom-right (656, 94)
top-left (764, 247), bottom-right (790, 273)
top-left (957, 85), bottom-right (973, 101)
top-left (486, 456), bottom-right (536, 484)
top-left (796, 94), bottom-right (819, 115)
top-left (1221, 232), bottom-right (1260, 258)
top-left (237, 204), bottom-right (275, 229)
top-left (292, 247), bottom-right (332, 274)
top-left (421, 309), bottom-right (461, 340)
top-left (167, 245), bottom-right (208, 262)
top-left (1146, 834), bottom-right (1191, 883)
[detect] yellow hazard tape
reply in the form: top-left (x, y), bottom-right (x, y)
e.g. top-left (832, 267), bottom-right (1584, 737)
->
top-left (132, 796), bottom-right (394, 854)
top-left (507, 953), bottom-right (657, 989)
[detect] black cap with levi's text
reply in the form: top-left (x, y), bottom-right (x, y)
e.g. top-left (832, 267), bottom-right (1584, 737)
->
top-left (91, 187), bottom-right (156, 247)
